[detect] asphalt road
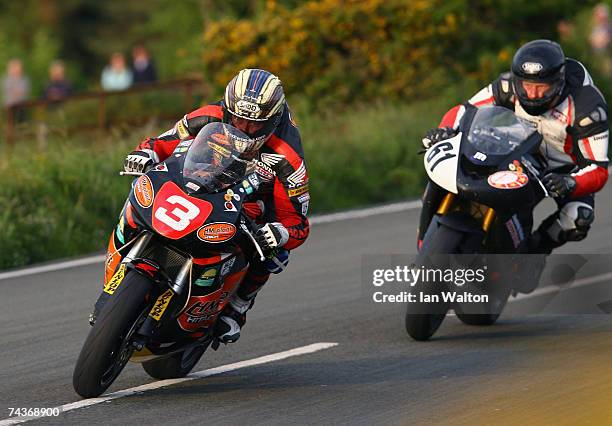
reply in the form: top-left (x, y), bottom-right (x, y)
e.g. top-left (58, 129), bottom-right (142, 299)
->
top-left (2, 185), bottom-right (612, 425)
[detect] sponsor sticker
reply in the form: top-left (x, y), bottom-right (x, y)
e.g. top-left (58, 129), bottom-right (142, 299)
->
top-left (177, 120), bottom-right (190, 139)
top-left (256, 162), bottom-right (275, 180)
top-left (134, 175), bottom-right (155, 208)
top-left (186, 181), bottom-right (201, 191)
top-left (152, 163), bottom-right (168, 172)
top-left (236, 99), bottom-right (261, 117)
top-left (242, 180), bottom-right (254, 195)
top-left (287, 184), bottom-right (309, 197)
top-left (248, 173), bottom-right (260, 188)
top-left (220, 257), bottom-right (236, 277)
top-left (521, 62), bottom-right (543, 74)
top-left (297, 193), bottom-right (310, 203)
top-left (224, 189), bottom-right (240, 202)
top-left (195, 268), bottom-right (218, 287)
top-left (104, 264), bottom-right (126, 295)
top-left (507, 160), bottom-right (524, 174)
top-left (302, 200), bottom-right (309, 216)
top-left (197, 222), bottom-right (237, 243)
top-left (149, 289), bottom-right (174, 321)
top-left (487, 171), bottom-right (529, 189)
top-left (505, 218), bottom-right (521, 248)
top-left (224, 201), bottom-right (237, 212)
top-left (115, 216), bottom-right (125, 244)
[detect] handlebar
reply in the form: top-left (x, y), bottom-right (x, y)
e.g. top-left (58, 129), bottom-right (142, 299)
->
top-left (239, 213), bottom-right (266, 262)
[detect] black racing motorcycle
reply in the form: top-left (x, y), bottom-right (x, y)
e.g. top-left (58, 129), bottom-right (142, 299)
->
top-left (405, 105), bottom-right (549, 341)
top-left (73, 122), bottom-right (268, 398)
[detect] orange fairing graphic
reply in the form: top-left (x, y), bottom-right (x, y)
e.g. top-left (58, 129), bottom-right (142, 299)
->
top-left (177, 266), bottom-right (248, 332)
top-left (197, 222), bottom-right (237, 243)
top-left (105, 235), bottom-right (121, 285)
top-left (134, 175), bottom-right (155, 208)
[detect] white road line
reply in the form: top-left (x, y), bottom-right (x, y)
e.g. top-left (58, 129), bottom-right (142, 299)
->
top-left (511, 271), bottom-right (612, 301)
top-left (0, 342), bottom-right (338, 426)
top-left (0, 201), bottom-right (421, 281)
top-left (310, 200), bottom-right (421, 225)
top-left (0, 256), bottom-right (107, 281)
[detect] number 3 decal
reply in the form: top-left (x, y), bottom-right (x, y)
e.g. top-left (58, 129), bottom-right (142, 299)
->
top-left (154, 195), bottom-right (200, 231)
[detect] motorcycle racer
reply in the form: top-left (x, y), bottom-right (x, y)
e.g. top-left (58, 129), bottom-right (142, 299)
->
top-left (420, 40), bottom-right (608, 259)
top-left (96, 69), bottom-right (310, 344)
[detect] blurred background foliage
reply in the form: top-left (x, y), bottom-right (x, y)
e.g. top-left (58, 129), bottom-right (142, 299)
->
top-left (0, 0), bottom-right (606, 103)
top-left (1, 0), bottom-right (611, 268)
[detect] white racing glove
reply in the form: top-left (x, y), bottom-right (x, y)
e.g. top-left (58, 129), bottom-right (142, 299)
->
top-left (255, 222), bottom-right (289, 250)
top-left (124, 150), bottom-right (156, 173)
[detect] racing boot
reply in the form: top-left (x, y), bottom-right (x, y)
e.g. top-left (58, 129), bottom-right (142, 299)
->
top-left (513, 230), bottom-right (555, 294)
top-left (215, 294), bottom-right (255, 344)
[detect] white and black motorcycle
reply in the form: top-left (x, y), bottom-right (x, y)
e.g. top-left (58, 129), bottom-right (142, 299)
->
top-left (406, 105), bottom-right (549, 341)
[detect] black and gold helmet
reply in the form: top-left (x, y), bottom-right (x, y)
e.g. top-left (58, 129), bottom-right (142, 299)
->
top-left (223, 69), bottom-right (286, 148)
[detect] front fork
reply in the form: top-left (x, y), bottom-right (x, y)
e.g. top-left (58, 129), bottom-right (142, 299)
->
top-left (417, 184), bottom-right (496, 251)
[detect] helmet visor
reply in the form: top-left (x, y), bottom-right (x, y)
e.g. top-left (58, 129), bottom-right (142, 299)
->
top-left (513, 76), bottom-right (564, 112)
top-left (228, 111), bottom-right (281, 149)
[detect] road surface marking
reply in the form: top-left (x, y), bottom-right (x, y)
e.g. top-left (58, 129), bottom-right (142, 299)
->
top-left (0, 342), bottom-right (338, 425)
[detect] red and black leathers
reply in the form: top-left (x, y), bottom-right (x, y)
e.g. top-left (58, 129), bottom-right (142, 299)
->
top-left (135, 101), bottom-right (310, 251)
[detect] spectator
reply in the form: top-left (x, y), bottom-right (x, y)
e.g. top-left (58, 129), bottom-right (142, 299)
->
top-left (590, 3), bottom-right (612, 53)
top-left (589, 4), bottom-right (612, 75)
top-left (2, 59), bottom-right (30, 108)
top-left (101, 52), bottom-right (133, 91)
top-left (131, 45), bottom-right (158, 84)
top-left (43, 60), bottom-right (73, 102)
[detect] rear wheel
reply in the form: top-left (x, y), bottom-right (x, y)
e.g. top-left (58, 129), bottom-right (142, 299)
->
top-left (142, 343), bottom-right (209, 379)
top-left (405, 225), bottom-right (462, 341)
top-left (73, 272), bottom-right (153, 398)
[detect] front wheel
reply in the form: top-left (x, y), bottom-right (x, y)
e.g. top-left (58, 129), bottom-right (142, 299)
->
top-left (405, 225), bottom-right (463, 341)
top-left (73, 272), bottom-right (153, 398)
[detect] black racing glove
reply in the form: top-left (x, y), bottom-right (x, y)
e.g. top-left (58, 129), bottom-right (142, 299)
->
top-left (422, 127), bottom-right (458, 149)
top-left (542, 173), bottom-right (576, 198)
top-left (124, 150), bottom-right (155, 173)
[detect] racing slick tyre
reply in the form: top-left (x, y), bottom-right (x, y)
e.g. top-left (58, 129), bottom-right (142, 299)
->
top-left (142, 343), bottom-right (209, 379)
top-left (405, 225), bottom-right (462, 341)
top-left (73, 272), bottom-right (153, 398)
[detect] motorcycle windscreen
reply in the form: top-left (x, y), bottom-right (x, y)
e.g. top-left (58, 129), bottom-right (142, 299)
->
top-left (424, 133), bottom-right (462, 194)
top-left (467, 106), bottom-right (535, 156)
top-left (182, 122), bottom-right (257, 194)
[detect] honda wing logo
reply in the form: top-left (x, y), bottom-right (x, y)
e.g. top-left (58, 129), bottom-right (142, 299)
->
top-left (287, 161), bottom-right (307, 187)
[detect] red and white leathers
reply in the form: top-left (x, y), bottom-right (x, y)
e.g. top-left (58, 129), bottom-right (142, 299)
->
top-left (436, 58), bottom-right (608, 249)
top-left (439, 58), bottom-right (609, 198)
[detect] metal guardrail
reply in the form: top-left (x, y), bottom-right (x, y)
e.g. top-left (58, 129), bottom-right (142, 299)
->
top-left (3, 77), bottom-right (207, 145)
